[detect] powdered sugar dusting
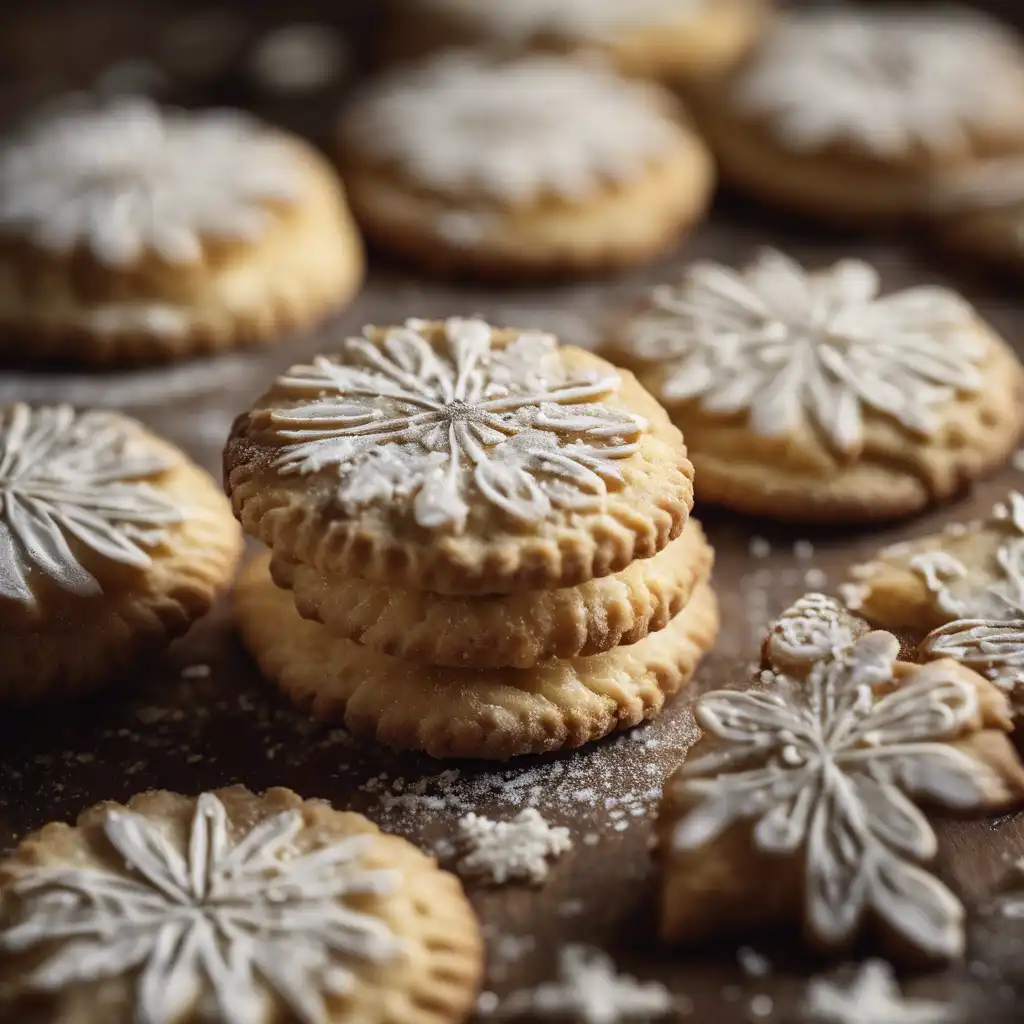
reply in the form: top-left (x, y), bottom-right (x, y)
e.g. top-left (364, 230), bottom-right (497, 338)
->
top-left (456, 808), bottom-right (572, 885)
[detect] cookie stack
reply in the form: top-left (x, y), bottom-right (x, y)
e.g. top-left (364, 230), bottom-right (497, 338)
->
top-left (226, 317), bottom-right (718, 759)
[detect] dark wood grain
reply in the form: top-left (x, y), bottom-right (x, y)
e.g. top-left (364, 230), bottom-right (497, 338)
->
top-left (3, 3), bottom-right (1024, 1021)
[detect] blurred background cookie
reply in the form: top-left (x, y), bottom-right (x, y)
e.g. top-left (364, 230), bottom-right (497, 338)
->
top-left (606, 249), bottom-right (1024, 522)
top-left (385, 0), bottom-right (773, 86)
top-left (690, 5), bottom-right (1024, 223)
top-left (338, 53), bottom-right (714, 279)
top-left (0, 98), bottom-right (364, 365)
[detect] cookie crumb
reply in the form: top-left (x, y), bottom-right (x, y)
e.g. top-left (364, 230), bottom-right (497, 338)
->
top-left (180, 664), bottom-right (211, 680)
top-left (804, 568), bottom-right (828, 589)
top-left (737, 947), bottom-right (771, 978)
top-left (249, 23), bottom-right (348, 94)
top-left (456, 808), bottom-right (572, 885)
top-left (749, 536), bottom-right (772, 559)
top-left (749, 994), bottom-right (773, 1018)
top-left (477, 991), bottom-right (500, 1015)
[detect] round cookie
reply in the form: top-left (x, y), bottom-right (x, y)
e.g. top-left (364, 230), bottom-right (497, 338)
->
top-left (0, 97), bottom-right (363, 365)
top-left (236, 553), bottom-right (718, 760)
top-left (606, 249), bottom-right (1024, 523)
top-left (386, 0), bottom-right (772, 85)
top-left (690, 7), bottom-right (1024, 223)
top-left (338, 53), bottom-right (714, 279)
top-left (225, 317), bottom-right (694, 594)
top-left (843, 491), bottom-right (1024, 634)
top-left (0, 785), bottom-right (483, 1024)
top-left (0, 403), bottom-right (241, 699)
top-left (273, 519), bottom-right (713, 669)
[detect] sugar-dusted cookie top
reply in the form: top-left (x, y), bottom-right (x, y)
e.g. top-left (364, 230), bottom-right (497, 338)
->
top-left (657, 628), bottom-right (1024, 961)
top-left (730, 7), bottom-right (1024, 163)
top-left (609, 248), bottom-right (1024, 521)
top-left (341, 53), bottom-right (689, 205)
top-left (0, 786), bottom-right (482, 1024)
top-left (0, 98), bottom-right (303, 267)
top-left (226, 318), bottom-right (693, 593)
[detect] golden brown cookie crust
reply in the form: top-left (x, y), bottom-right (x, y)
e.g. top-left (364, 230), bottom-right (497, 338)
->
top-left (235, 554), bottom-right (719, 760)
top-left (0, 423), bottom-right (241, 701)
top-left (225, 323), bottom-right (694, 594)
top-left (341, 128), bottom-right (713, 282)
top-left (274, 519), bottom-right (713, 669)
top-left (0, 139), bottom-right (364, 365)
top-left (616, 317), bottom-right (1024, 525)
top-left (0, 786), bottom-right (483, 1024)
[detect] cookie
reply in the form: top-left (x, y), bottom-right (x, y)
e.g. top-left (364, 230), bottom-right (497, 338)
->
top-left (689, 7), bottom-right (1024, 223)
top-left (338, 53), bottom-right (714, 279)
top-left (761, 592), bottom-right (869, 677)
top-left (272, 519), bottom-right (712, 669)
top-left (843, 492), bottom-right (1024, 633)
top-left (387, 0), bottom-right (772, 85)
top-left (0, 97), bottom-right (363, 365)
top-left (225, 318), bottom-right (694, 595)
top-left (928, 156), bottom-right (1024, 273)
top-left (0, 403), bottom-right (241, 700)
top-left (656, 629), bottom-right (1024, 962)
top-left (606, 249), bottom-right (1024, 523)
top-left (0, 785), bottom-right (482, 1024)
top-left (235, 554), bottom-right (718, 760)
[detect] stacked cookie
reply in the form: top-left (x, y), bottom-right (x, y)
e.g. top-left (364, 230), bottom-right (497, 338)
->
top-left (226, 317), bottom-right (718, 759)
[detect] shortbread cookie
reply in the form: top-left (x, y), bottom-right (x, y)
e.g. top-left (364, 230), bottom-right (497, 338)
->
top-left (272, 520), bottom-right (712, 669)
top-left (844, 492), bottom-right (1024, 633)
top-left (929, 156), bottom-right (1024, 272)
top-left (656, 630), bottom-right (1024, 962)
top-left (226, 318), bottom-right (694, 594)
top-left (338, 54), bottom-right (714, 279)
top-left (0, 98), bottom-right (363, 364)
top-left (0, 403), bottom-right (240, 699)
top-left (235, 555), bottom-right (718, 760)
top-left (762, 592), bottom-right (869, 677)
top-left (690, 7), bottom-right (1024, 222)
top-left (388, 0), bottom-right (772, 84)
top-left (607, 249), bottom-right (1024, 523)
top-left (0, 786), bottom-right (482, 1024)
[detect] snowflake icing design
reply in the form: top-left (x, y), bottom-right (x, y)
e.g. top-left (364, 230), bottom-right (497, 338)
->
top-left (734, 8), bottom-right (1024, 157)
top-left (344, 54), bottom-right (679, 202)
top-left (456, 808), bottom-right (572, 885)
top-left (910, 493), bottom-right (1024, 621)
top-left (624, 249), bottom-right (985, 455)
top-left (262, 318), bottom-right (646, 534)
top-left (921, 619), bottom-right (1024, 715)
top-left (670, 631), bottom-right (990, 959)
top-left (0, 98), bottom-right (300, 266)
top-left (0, 404), bottom-right (184, 607)
top-left (0, 793), bottom-right (402, 1024)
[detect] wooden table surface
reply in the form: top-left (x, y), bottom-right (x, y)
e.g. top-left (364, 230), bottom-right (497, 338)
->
top-left (3, 3), bottom-right (1024, 1022)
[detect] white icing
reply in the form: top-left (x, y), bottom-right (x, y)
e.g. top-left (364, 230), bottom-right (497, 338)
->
top-left (417, 0), bottom-right (703, 42)
top-left (803, 960), bottom-right (956, 1024)
top-left (733, 7), bottom-right (1024, 158)
top-left (456, 808), bottom-right (571, 885)
top-left (263, 317), bottom-right (645, 534)
top-left (0, 98), bottom-right (301, 266)
top-left (671, 631), bottom-right (988, 959)
top-left (0, 404), bottom-right (184, 607)
top-left (0, 792), bottom-right (401, 1023)
top-left (910, 492), bottom-right (1024, 621)
top-left (343, 53), bottom-right (680, 202)
top-left (623, 249), bottom-right (985, 455)
top-left (766, 593), bottom-right (860, 670)
top-left (500, 945), bottom-right (675, 1023)
top-left (921, 618), bottom-right (1024, 713)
